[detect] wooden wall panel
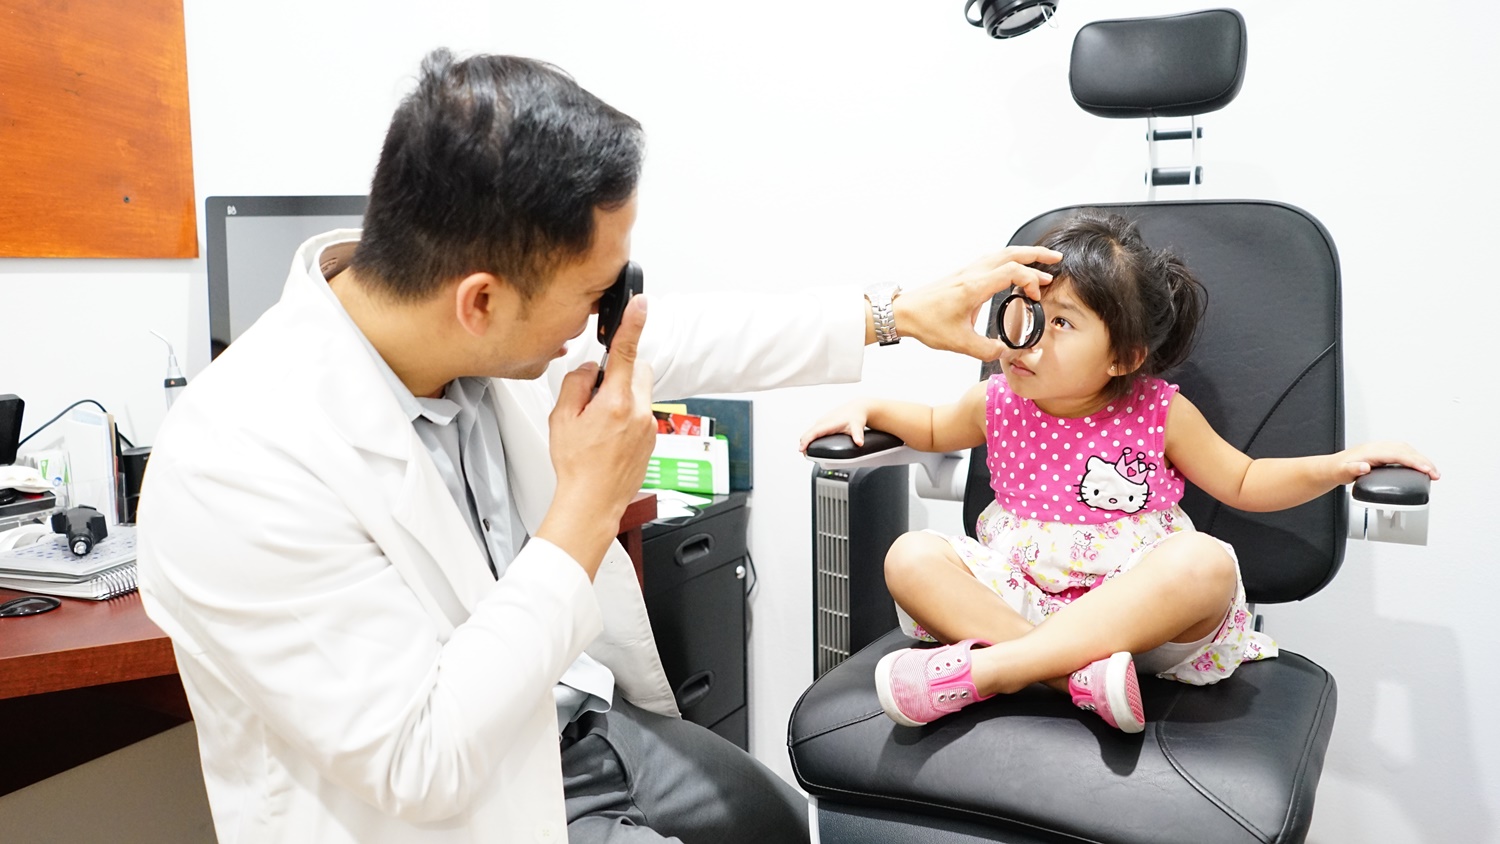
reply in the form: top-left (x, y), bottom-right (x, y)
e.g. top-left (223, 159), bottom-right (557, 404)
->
top-left (0, 0), bottom-right (197, 257)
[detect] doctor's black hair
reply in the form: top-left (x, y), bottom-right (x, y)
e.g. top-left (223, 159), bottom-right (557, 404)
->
top-left (349, 48), bottom-right (644, 302)
top-left (1031, 209), bottom-right (1207, 401)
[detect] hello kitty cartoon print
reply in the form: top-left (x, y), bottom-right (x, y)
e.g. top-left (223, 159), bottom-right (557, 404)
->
top-left (985, 374), bottom-right (1187, 526)
top-left (1078, 448), bottom-right (1156, 514)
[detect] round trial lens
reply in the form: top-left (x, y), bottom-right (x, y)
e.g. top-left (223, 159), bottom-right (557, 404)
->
top-left (998, 292), bottom-right (1046, 349)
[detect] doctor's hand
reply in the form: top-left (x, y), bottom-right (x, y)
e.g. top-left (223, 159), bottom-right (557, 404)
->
top-left (888, 246), bottom-right (1061, 362)
top-left (538, 296), bottom-right (656, 579)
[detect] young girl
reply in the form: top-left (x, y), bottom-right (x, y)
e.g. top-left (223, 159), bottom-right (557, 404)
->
top-left (800, 209), bottom-right (1439, 733)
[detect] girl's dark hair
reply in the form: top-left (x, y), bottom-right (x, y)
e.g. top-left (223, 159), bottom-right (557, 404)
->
top-left (1034, 209), bottom-right (1207, 401)
top-left (349, 49), bottom-right (645, 302)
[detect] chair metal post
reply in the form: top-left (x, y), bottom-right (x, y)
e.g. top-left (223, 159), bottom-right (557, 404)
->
top-left (1145, 116), bottom-right (1204, 200)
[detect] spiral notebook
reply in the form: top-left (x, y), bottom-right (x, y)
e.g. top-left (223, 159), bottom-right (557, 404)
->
top-left (0, 525), bottom-right (138, 600)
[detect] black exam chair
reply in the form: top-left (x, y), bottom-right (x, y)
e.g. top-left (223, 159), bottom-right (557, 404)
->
top-left (791, 10), bottom-right (1429, 844)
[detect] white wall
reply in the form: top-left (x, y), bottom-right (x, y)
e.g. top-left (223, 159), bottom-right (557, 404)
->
top-left (1, 2), bottom-right (1495, 841)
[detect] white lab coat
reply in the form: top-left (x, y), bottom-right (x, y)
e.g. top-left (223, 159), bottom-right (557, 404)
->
top-left (137, 230), bottom-right (865, 843)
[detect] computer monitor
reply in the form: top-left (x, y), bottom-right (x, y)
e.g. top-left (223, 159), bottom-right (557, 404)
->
top-left (204, 195), bottom-right (367, 359)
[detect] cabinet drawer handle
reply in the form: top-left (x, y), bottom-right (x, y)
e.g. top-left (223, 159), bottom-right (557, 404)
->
top-left (675, 670), bottom-right (714, 709)
top-left (674, 533), bottom-right (715, 566)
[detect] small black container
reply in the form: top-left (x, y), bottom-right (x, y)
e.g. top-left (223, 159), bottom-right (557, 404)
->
top-left (120, 446), bottom-right (152, 524)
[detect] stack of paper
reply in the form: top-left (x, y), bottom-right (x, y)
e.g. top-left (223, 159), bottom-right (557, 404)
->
top-left (0, 524), bottom-right (137, 600)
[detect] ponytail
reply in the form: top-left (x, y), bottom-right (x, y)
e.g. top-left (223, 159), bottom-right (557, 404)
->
top-left (1145, 250), bottom-right (1207, 374)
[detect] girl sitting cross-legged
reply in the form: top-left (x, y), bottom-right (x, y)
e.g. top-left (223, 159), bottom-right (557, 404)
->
top-left (799, 209), bottom-right (1439, 733)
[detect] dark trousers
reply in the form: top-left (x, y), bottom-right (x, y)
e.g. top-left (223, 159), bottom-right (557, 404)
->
top-left (560, 697), bottom-right (810, 843)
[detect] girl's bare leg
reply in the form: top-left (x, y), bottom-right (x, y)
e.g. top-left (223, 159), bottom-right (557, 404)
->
top-left (964, 531), bottom-right (1239, 697)
top-left (883, 531), bottom-right (1036, 647)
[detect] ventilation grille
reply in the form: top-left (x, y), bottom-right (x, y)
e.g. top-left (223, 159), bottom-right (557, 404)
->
top-left (814, 476), bottom-right (850, 678)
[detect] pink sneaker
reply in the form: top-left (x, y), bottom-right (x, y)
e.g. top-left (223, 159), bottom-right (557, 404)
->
top-left (1069, 651), bottom-right (1145, 733)
top-left (874, 639), bottom-right (994, 727)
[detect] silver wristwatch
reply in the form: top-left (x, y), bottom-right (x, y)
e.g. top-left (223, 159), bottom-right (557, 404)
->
top-left (866, 284), bottom-right (902, 346)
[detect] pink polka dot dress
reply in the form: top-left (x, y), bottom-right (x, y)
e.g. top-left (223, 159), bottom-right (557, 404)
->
top-left (986, 374), bottom-right (1186, 525)
top-left (897, 374), bottom-right (1277, 685)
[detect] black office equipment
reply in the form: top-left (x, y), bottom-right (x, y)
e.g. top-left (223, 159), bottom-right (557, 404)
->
top-left (641, 492), bottom-right (751, 750)
top-left (810, 464), bottom-right (907, 678)
top-left (119, 446), bottom-right (152, 524)
top-left (204, 195), bottom-right (368, 359)
top-left (0, 395), bottom-right (22, 466)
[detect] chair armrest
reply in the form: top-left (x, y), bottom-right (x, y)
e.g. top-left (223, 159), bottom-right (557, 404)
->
top-left (805, 431), bottom-right (911, 467)
top-left (1351, 465), bottom-right (1430, 509)
top-left (804, 432), bottom-right (969, 501)
top-left (1349, 465), bottom-right (1431, 546)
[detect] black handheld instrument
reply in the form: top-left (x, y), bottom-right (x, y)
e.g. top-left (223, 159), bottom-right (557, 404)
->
top-left (52, 505), bottom-right (108, 557)
top-left (595, 261), bottom-right (644, 389)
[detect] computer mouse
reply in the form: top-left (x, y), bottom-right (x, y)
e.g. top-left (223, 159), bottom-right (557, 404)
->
top-left (0, 595), bottom-right (61, 617)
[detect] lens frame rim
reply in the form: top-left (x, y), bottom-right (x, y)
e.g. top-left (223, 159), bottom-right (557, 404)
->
top-left (998, 292), bottom-right (1046, 349)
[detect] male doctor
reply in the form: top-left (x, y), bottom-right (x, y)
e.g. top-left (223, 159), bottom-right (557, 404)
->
top-left (137, 49), bottom-right (1058, 843)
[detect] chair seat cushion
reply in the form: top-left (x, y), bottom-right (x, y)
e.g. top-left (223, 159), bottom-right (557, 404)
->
top-left (788, 631), bottom-right (1336, 844)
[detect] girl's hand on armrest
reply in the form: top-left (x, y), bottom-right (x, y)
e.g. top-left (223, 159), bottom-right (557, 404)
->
top-left (1330, 441), bottom-right (1441, 485)
top-left (799, 401), bottom-right (872, 452)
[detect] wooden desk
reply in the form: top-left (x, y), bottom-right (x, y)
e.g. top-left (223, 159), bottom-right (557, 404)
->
top-left (620, 490), bottom-right (658, 586)
top-left (0, 492), bottom-right (656, 795)
top-left (0, 591), bottom-right (176, 702)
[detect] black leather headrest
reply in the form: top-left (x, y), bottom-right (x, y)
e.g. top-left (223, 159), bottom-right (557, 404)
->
top-left (1070, 8), bottom-right (1247, 119)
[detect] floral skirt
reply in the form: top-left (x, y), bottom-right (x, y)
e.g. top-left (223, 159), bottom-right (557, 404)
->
top-left (898, 501), bottom-right (1278, 685)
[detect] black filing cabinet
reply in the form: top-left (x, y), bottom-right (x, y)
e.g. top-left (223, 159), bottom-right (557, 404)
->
top-left (641, 492), bottom-right (750, 750)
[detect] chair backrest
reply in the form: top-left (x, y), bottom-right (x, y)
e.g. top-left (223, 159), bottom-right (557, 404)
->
top-left (964, 200), bottom-right (1345, 604)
